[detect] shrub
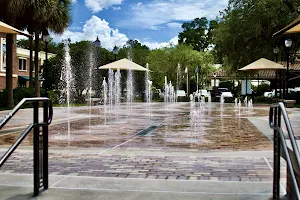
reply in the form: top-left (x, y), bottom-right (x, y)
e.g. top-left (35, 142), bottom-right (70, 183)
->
top-left (48, 90), bottom-right (60, 104)
top-left (255, 96), bottom-right (273, 104)
top-left (13, 87), bottom-right (35, 105)
top-left (288, 92), bottom-right (300, 104)
top-left (177, 96), bottom-right (190, 102)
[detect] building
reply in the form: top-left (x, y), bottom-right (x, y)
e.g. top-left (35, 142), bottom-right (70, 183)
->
top-left (0, 34), bottom-right (56, 89)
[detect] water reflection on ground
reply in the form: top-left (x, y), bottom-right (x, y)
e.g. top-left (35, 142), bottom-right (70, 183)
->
top-left (0, 102), bottom-right (272, 150)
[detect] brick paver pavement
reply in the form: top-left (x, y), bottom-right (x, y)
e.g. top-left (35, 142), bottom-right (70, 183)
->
top-left (0, 151), bottom-right (286, 182)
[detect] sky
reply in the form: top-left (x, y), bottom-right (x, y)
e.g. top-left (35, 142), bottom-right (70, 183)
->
top-left (50, 0), bottom-right (228, 50)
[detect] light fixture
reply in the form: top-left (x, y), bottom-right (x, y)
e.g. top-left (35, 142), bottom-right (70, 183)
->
top-left (285, 39), bottom-right (292, 48)
top-left (42, 29), bottom-right (50, 43)
top-left (113, 45), bottom-right (119, 55)
top-left (273, 46), bottom-right (279, 54)
top-left (93, 36), bottom-right (101, 47)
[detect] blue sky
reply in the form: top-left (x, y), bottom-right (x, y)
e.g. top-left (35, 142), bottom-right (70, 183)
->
top-left (52, 0), bottom-right (228, 50)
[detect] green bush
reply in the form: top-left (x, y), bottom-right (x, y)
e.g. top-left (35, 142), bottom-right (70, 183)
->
top-left (177, 96), bottom-right (190, 102)
top-left (13, 87), bottom-right (35, 105)
top-left (288, 92), bottom-right (300, 104)
top-left (48, 90), bottom-right (60, 104)
top-left (255, 96), bottom-right (273, 104)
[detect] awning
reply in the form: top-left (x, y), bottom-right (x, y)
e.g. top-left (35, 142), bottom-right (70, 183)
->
top-left (99, 58), bottom-right (148, 71)
top-left (18, 76), bottom-right (30, 81)
top-left (0, 21), bottom-right (31, 37)
top-left (18, 76), bottom-right (44, 81)
top-left (239, 58), bottom-right (285, 71)
top-left (273, 15), bottom-right (300, 37)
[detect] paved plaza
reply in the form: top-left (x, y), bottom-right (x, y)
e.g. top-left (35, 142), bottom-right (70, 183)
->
top-left (1, 102), bottom-right (299, 199)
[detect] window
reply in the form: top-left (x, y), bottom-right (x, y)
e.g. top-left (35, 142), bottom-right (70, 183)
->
top-left (18, 58), bottom-right (27, 71)
top-left (1, 38), bottom-right (6, 71)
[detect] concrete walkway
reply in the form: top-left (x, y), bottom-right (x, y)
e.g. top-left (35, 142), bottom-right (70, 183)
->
top-left (0, 173), bottom-right (280, 200)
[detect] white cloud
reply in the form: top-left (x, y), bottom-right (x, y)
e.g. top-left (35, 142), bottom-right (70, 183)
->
top-left (166, 22), bottom-right (182, 29)
top-left (85, 0), bottom-right (123, 13)
top-left (112, 6), bottom-right (121, 10)
top-left (51, 16), bottom-right (179, 51)
top-left (119, 0), bottom-right (228, 29)
top-left (70, 0), bottom-right (77, 3)
top-left (52, 16), bottom-right (128, 51)
top-left (143, 36), bottom-right (178, 50)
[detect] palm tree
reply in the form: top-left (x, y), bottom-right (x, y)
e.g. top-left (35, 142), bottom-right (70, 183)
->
top-left (22, 0), bottom-right (71, 96)
top-left (0, 0), bottom-right (71, 103)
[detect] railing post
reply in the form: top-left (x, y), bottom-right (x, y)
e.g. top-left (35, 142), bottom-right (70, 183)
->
top-left (33, 101), bottom-right (40, 196)
top-left (273, 106), bottom-right (281, 199)
top-left (43, 101), bottom-right (49, 189)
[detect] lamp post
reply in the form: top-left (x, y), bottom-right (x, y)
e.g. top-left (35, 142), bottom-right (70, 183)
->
top-left (42, 29), bottom-right (51, 96)
top-left (285, 39), bottom-right (292, 99)
top-left (213, 73), bottom-right (217, 97)
top-left (273, 46), bottom-right (280, 98)
top-left (113, 45), bottom-right (119, 61)
top-left (93, 36), bottom-right (101, 48)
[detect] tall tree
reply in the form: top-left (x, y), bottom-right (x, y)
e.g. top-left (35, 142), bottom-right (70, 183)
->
top-left (214, 0), bottom-right (300, 72)
top-left (178, 17), bottom-right (217, 52)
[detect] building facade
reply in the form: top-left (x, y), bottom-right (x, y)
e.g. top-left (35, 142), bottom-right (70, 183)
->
top-left (0, 34), bottom-right (56, 90)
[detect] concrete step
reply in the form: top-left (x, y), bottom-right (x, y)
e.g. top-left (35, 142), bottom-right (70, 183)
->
top-left (0, 174), bottom-right (284, 200)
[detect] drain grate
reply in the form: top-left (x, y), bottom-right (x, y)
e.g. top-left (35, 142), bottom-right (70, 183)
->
top-left (137, 125), bottom-right (158, 136)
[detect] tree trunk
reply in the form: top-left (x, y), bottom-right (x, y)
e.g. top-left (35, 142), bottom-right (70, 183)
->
top-left (29, 36), bottom-right (33, 87)
top-left (6, 34), bottom-right (14, 108)
top-left (34, 32), bottom-right (40, 97)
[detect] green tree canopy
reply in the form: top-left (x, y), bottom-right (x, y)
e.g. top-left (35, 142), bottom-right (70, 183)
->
top-left (213, 0), bottom-right (300, 72)
top-left (147, 44), bottom-right (215, 91)
top-left (178, 17), bottom-right (218, 52)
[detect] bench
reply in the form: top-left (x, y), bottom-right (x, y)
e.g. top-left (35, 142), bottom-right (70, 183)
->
top-left (85, 98), bottom-right (101, 106)
top-left (284, 100), bottom-right (296, 108)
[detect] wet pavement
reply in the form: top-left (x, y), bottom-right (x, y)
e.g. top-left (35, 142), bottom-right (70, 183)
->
top-left (0, 102), bottom-right (272, 150)
top-left (0, 102), bottom-right (290, 197)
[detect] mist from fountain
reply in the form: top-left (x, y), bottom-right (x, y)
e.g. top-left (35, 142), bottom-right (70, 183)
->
top-left (60, 40), bottom-right (73, 139)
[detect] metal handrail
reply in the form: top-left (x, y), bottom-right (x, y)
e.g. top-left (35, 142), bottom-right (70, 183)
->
top-left (0, 97), bottom-right (53, 196)
top-left (0, 124), bottom-right (34, 167)
top-left (269, 102), bottom-right (300, 200)
top-left (0, 97), bottom-right (52, 129)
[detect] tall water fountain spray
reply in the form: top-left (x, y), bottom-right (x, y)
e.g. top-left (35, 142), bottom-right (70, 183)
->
top-left (127, 70), bottom-right (134, 105)
top-left (102, 77), bottom-right (108, 105)
top-left (176, 63), bottom-right (181, 101)
top-left (114, 69), bottom-right (121, 105)
top-left (108, 69), bottom-right (114, 108)
top-left (60, 40), bottom-right (73, 139)
top-left (238, 99), bottom-right (242, 116)
top-left (164, 76), bottom-right (168, 103)
top-left (208, 92), bottom-right (211, 103)
top-left (145, 63), bottom-right (152, 103)
top-left (235, 98), bottom-right (238, 108)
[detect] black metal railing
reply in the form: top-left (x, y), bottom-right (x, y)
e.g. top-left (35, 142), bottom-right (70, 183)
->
top-left (270, 102), bottom-right (300, 200)
top-left (0, 98), bottom-right (53, 196)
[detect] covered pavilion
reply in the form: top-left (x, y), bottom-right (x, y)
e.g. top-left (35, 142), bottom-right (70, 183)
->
top-left (99, 58), bottom-right (148, 71)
